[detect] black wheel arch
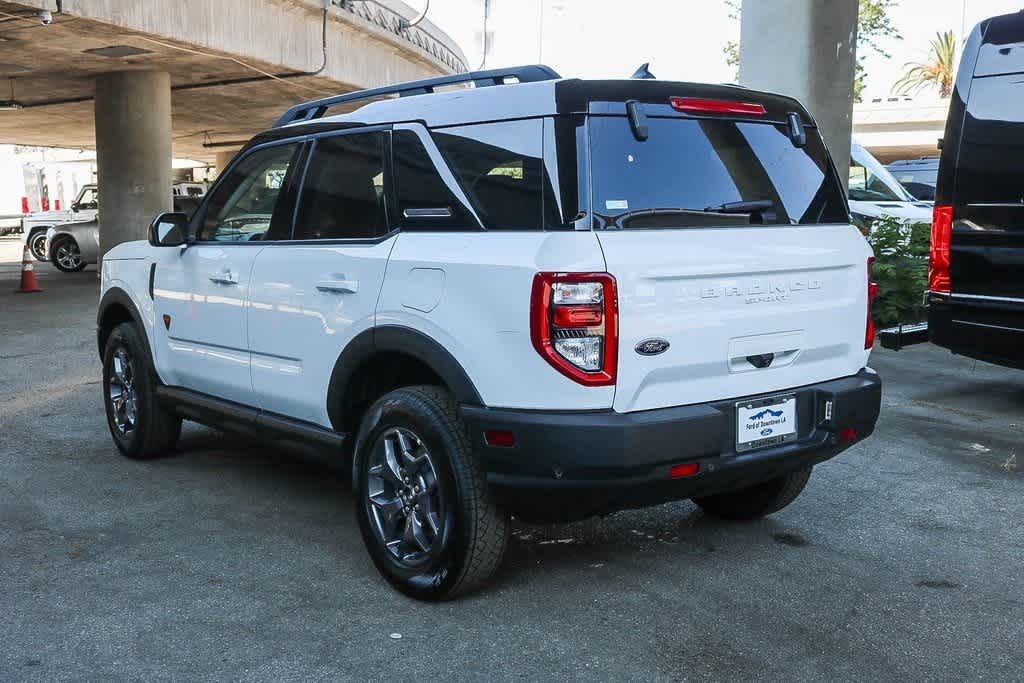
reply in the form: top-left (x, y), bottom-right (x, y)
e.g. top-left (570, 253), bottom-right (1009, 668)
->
top-left (50, 231), bottom-right (79, 249)
top-left (97, 287), bottom-right (154, 366)
top-left (327, 325), bottom-right (483, 435)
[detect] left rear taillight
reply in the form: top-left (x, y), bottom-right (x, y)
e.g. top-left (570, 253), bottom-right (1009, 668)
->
top-left (866, 256), bottom-right (878, 349)
top-left (928, 204), bottom-right (953, 294)
top-left (531, 272), bottom-right (617, 386)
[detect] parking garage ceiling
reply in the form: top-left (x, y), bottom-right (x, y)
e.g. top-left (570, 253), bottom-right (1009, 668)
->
top-left (0, 0), bottom-right (463, 162)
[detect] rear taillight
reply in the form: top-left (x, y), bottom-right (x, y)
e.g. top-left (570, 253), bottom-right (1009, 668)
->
top-left (929, 204), bottom-right (953, 294)
top-left (531, 272), bottom-right (617, 386)
top-left (669, 97), bottom-right (766, 116)
top-left (866, 257), bottom-right (878, 349)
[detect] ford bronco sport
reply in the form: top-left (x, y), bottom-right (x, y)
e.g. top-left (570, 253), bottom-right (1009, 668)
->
top-left (97, 65), bottom-right (882, 600)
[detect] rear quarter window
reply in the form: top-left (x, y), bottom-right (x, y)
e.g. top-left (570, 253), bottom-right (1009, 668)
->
top-left (432, 119), bottom-right (560, 230)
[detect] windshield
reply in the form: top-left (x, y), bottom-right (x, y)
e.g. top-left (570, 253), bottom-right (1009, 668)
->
top-left (588, 116), bottom-right (848, 228)
top-left (848, 144), bottom-right (915, 202)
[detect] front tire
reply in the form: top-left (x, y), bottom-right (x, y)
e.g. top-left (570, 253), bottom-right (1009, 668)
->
top-left (28, 229), bottom-right (49, 261)
top-left (51, 236), bottom-right (86, 272)
top-left (693, 467), bottom-right (812, 521)
top-left (102, 322), bottom-right (181, 459)
top-left (353, 385), bottom-right (509, 601)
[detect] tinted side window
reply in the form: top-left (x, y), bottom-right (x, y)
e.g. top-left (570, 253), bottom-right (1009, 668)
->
top-left (199, 143), bottom-right (299, 242)
top-left (293, 132), bottom-right (387, 240)
top-left (433, 119), bottom-right (558, 230)
top-left (955, 74), bottom-right (1024, 207)
top-left (392, 130), bottom-right (476, 231)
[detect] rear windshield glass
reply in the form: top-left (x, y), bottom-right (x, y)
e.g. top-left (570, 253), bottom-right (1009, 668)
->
top-left (589, 116), bottom-right (848, 228)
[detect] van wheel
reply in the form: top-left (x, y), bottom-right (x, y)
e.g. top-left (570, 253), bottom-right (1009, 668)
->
top-left (693, 467), bottom-right (812, 521)
top-left (28, 229), bottom-right (48, 261)
top-left (52, 237), bottom-right (86, 272)
top-left (102, 322), bottom-right (181, 459)
top-left (353, 385), bottom-right (509, 601)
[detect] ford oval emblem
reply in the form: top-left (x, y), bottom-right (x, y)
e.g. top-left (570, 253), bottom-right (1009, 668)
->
top-left (635, 338), bottom-right (670, 356)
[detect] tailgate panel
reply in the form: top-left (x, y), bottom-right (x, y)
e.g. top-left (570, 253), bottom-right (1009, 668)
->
top-left (599, 225), bottom-right (872, 413)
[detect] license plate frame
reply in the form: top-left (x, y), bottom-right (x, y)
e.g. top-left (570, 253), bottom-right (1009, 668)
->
top-left (735, 394), bottom-right (797, 452)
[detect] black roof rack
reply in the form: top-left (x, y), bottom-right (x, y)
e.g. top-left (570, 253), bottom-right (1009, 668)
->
top-left (272, 64), bottom-right (561, 128)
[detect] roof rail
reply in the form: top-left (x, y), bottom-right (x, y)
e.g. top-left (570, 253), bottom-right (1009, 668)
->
top-left (272, 64), bottom-right (561, 128)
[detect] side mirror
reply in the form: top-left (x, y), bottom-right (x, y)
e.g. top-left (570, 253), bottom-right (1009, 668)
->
top-left (71, 202), bottom-right (79, 212)
top-left (148, 212), bottom-right (189, 247)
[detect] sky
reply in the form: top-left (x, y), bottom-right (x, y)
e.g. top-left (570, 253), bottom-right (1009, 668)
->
top-left (427, 0), bottom-right (1023, 100)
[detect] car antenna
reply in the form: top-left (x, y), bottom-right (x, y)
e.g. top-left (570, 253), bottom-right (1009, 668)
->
top-left (630, 63), bottom-right (656, 79)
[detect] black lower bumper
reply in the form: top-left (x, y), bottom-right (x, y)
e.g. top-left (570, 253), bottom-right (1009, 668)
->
top-left (928, 293), bottom-right (1024, 369)
top-left (461, 370), bottom-right (882, 521)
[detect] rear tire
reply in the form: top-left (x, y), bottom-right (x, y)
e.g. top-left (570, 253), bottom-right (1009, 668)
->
top-left (353, 385), bottom-right (509, 601)
top-left (693, 467), bottom-right (812, 521)
top-left (102, 322), bottom-right (181, 459)
top-left (28, 229), bottom-right (48, 261)
top-left (51, 236), bottom-right (86, 272)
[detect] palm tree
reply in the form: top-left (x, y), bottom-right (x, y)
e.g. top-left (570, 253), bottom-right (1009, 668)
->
top-left (893, 31), bottom-right (957, 98)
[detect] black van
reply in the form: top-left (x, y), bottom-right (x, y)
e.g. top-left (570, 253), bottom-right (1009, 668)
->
top-left (897, 12), bottom-right (1024, 367)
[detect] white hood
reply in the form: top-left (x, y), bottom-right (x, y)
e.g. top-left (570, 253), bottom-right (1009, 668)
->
top-left (849, 199), bottom-right (932, 223)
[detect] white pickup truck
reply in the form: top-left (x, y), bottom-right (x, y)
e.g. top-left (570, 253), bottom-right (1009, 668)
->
top-left (21, 184), bottom-right (98, 261)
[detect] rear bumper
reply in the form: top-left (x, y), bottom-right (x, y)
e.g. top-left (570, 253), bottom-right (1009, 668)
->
top-left (461, 369), bottom-right (882, 521)
top-left (928, 292), bottom-right (1024, 369)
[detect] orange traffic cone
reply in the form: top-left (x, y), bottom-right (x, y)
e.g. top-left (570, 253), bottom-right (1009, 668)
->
top-left (14, 243), bottom-right (42, 293)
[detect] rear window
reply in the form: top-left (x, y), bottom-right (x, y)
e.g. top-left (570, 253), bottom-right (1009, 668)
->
top-left (589, 116), bottom-right (848, 228)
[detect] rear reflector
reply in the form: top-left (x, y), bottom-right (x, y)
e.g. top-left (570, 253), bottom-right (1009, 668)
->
top-left (670, 97), bottom-right (766, 116)
top-left (669, 463), bottom-right (700, 479)
top-left (838, 427), bottom-right (857, 443)
top-left (929, 204), bottom-right (953, 294)
top-left (484, 430), bottom-right (515, 448)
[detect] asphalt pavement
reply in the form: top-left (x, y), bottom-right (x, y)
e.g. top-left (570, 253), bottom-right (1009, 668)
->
top-left (0, 256), bottom-right (1021, 681)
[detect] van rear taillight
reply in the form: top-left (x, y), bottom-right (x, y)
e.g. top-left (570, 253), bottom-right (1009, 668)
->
top-left (929, 205), bottom-right (953, 294)
top-left (866, 257), bottom-right (878, 349)
top-left (531, 273), bottom-right (617, 386)
top-left (669, 97), bottom-right (766, 116)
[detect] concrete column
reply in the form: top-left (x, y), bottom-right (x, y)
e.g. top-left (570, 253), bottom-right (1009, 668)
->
top-left (215, 150), bottom-right (239, 177)
top-left (95, 70), bottom-right (172, 260)
top-left (739, 0), bottom-right (858, 190)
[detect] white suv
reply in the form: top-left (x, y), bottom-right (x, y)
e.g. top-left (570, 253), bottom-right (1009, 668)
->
top-left (96, 65), bottom-right (882, 600)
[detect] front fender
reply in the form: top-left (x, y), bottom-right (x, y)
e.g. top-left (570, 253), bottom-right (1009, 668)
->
top-left (96, 283), bottom-right (161, 384)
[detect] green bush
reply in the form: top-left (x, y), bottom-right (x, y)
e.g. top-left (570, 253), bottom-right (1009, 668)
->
top-left (862, 215), bottom-right (930, 327)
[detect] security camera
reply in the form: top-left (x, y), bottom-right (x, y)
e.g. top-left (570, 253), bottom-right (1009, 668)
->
top-left (38, 10), bottom-right (52, 25)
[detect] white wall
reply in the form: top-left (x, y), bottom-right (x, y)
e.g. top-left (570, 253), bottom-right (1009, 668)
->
top-left (0, 145), bottom-right (96, 216)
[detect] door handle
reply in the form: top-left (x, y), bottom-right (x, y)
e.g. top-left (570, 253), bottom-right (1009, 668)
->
top-left (316, 278), bottom-right (359, 294)
top-left (209, 270), bottom-right (239, 285)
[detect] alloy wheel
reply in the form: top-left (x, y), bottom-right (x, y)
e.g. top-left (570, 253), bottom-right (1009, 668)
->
top-left (29, 233), bottom-right (47, 261)
top-left (108, 347), bottom-right (138, 435)
top-left (55, 241), bottom-right (82, 270)
top-left (365, 427), bottom-right (445, 568)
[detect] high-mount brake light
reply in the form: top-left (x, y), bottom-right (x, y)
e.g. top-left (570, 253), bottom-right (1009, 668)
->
top-left (866, 257), bottom-right (879, 349)
top-left (531, 273), bottom-right (618, 386)
top-left (670, 97), bottom-right (766, 116)
top-left (929, 204), bottom-right (953, 294)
